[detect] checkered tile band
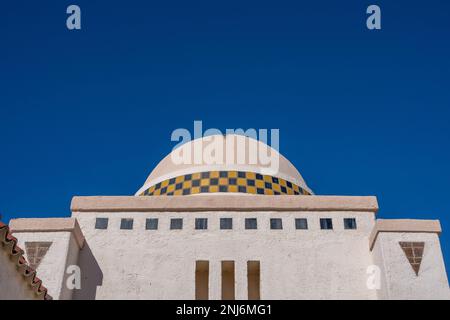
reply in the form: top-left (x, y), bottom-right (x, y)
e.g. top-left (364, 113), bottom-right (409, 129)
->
top-left (140, 171), bottom-right (311, 196)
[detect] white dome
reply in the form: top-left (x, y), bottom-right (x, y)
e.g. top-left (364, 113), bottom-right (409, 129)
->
top-left (136, 134), bottom-right (312, 196)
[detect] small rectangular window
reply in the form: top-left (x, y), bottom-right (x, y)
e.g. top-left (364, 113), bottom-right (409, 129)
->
top-left (170, 218), bottom-right (183, 230)
top-left (146, 218), bottom-right (158, 230)
top-left (320, 218), bottom-right (333, 230)
top-left (195, 218), bottom-right (208, 230)
top-left (295, 218), bottom-right (308, 230)
top-left (344, 218), bottom-right (357, 230)
top-left (120, 218), bottom-right (133, 230)
top-left (270, 218), bottom-right (283, 230)
top-left (220, 218), bottom-right (233, 230)
top-left (245, 218), bottom-right (257, 230)
top-left (95, 218), bottom-right (108, 230)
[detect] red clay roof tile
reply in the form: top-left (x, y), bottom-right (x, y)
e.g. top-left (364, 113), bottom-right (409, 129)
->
top-left (0, 221), bottom-right (52, 300)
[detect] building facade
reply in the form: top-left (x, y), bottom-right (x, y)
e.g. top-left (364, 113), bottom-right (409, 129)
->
top-left (0, 222), bottom-right (52, 300)
top-left (4, 135), bottom-right (450, 299)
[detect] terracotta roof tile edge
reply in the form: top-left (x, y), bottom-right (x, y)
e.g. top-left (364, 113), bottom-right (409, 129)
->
top-left (0, 221), bottom-right (53, 300)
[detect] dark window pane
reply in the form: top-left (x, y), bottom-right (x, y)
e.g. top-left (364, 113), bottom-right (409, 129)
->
top-left (270, 218), bottom-right (283, 230)
top-left (245, 218), bottom-right (257, 230)
top-left (170, 218), bottom-right (183, 230)
top-left (146, 218), bottom-right (158, 230)
top-left (195, 218), bottom-right (208, 230)
top-left (238, 171), bottom-right (246, 178)
top-left (220, 218), bottom-right (233, 230)
top-left (344, 218), bottom-right (357, 230)
top-left (120, 218), bottom-right (133, 230)
top-left (320, 218), bottom-right (333, 230)
top-left (295, 218), bottom-right (308, 230)
top-left (95, 218), bottom-right (108, 230)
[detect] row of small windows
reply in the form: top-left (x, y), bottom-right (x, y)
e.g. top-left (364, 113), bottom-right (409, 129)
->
top-left (95, 217), bottom-right (357, 231)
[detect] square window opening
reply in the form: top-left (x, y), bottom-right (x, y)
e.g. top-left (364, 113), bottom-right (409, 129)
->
top-left (171, 218), bottom-right (183, 230)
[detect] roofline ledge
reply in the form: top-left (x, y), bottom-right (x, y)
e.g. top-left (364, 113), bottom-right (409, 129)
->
top-left (9, 218), bottom-right (85, 249)
top-left (70, 195), bottom-right (379, 213)
top-left (369, 219), bottom-right (442, 251)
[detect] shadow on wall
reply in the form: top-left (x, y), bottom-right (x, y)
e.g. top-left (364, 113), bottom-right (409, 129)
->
top-left (73, 242), bottom-right (103, 300)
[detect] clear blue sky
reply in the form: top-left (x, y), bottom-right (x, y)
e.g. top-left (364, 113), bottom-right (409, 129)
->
top-left (2, 1), bottom-right (449, 275)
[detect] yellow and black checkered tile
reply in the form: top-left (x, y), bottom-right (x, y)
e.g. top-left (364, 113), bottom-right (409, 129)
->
top-left (140, 171), bottom-right (311, 196)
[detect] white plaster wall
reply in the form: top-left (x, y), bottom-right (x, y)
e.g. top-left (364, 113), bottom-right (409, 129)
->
top-left (59, 234), bottom-right (81, 300)
top-left (370, 237), bottom-right (389, 299)
top-left (13, 231), bottom-right (74, 300)
top-left (72, 210), bottom-right (378, 300)
top-left (372, 232), bottom-right (450, 300)
top-left (0, 250), bottom-right (38, 300)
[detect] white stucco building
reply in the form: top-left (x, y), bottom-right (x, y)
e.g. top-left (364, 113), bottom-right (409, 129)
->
top-left (2, 135), bottom-right (449, 299)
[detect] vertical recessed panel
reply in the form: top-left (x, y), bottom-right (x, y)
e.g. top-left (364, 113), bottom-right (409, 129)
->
top-left (247, 261), bottom-right (260, 300)
top-left (221, 261), bottom-right (235, 300)
top-left (195, 261), bottom-right (209, 300)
